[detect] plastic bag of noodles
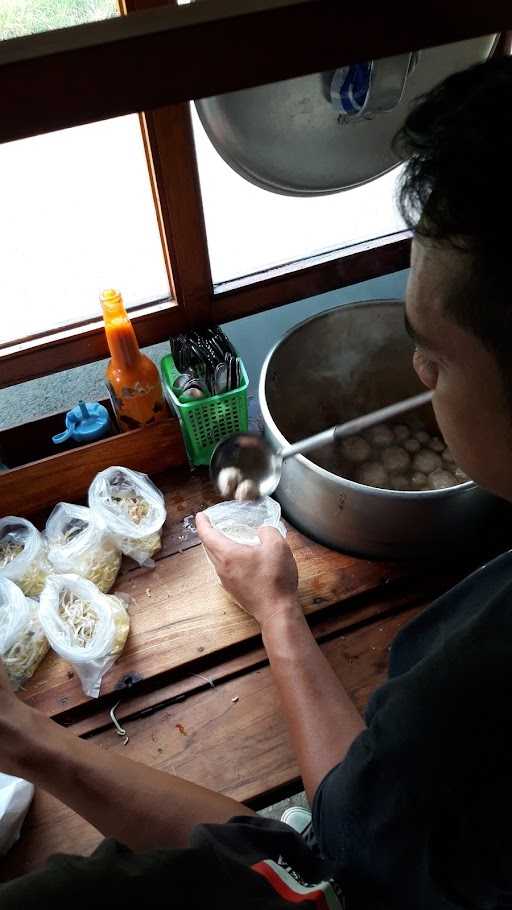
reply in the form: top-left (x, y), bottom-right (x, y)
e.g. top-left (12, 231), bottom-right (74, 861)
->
top-left (0, 517), bottom-right (50, 598)
top-left (46, 503), bottom-right (121, 593)
top-left (0, 577), bottom-right (49, 690)
top-left (89, 466), bottom-right (166, 566)
top-left (39, 574), bottom-right (130, 698)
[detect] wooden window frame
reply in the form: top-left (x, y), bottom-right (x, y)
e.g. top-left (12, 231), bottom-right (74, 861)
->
top-left (0, 1), bottom-right (510, 390)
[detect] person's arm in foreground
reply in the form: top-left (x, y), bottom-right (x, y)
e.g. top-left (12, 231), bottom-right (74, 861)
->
top-left (196, 514), bottom-right (365, 803)
top-left (0, 662), bottom-right (254, 853)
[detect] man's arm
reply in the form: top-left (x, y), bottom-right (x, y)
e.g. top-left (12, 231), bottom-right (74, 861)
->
top-left (262, 609), bottom-right (365, 802)
top-left (0, 665), bottom-right (254, 853)
top-left (196, 515), bottom-right (365, 803)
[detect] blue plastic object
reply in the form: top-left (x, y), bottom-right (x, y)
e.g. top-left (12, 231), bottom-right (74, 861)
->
top-left (52, 401), bottom-right (112, 446)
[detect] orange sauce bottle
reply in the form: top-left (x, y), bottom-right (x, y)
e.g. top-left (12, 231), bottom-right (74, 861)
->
top-left (100, 288), bottom-right (168, 432)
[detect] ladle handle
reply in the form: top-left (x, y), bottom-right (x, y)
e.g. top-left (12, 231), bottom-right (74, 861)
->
top-left (280, 391), bottom-right (433, 460)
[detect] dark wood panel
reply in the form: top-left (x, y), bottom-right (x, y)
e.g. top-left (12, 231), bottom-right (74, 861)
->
top-left (0, 418), bottom-right (187, 516)
top-left (0, 604), bottom-right (423, 879)
top-left (0, 398), bottom-right (115, 467)
top-left (0, 0), bottom-right (509, 142)
top-left (215, 235), bottom-right (411, 322)
top-left (121, 0), bottom-right (213, 327)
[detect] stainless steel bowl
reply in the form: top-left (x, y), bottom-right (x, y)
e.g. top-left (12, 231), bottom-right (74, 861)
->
top-left (259, 299), bottom-right (504, 558)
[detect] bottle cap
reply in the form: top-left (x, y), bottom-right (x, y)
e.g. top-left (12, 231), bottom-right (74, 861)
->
top-left (52, 401), bottom-right (112, 446)
top-left (100, 288), bottom-right (127, 324)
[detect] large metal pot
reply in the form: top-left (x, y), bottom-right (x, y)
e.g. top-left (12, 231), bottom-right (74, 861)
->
top-left (259, 299), bottom-right (503, 558)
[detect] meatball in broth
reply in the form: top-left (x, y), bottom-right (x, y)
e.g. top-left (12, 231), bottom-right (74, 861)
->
top-left (332, 420), bottom-right (467, 492)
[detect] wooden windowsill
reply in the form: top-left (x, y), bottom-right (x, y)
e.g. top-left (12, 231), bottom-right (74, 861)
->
top-left (0, 236), bottom-right (411, 389)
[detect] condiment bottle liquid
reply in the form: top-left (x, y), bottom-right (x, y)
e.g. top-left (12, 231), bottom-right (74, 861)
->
top-left (100, 288), bottom-right (168, 431)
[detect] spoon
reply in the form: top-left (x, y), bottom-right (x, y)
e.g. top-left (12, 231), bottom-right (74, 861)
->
top-left (173, 372), bottom-right (209, 401)
top-left (210, 390), bottom-right (433, 498)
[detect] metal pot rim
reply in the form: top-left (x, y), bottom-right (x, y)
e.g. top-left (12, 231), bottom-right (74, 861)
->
top-left (258, 298), bottom-right (475, 499)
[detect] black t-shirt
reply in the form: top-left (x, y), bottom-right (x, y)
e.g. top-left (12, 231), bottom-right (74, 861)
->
top-left (313, 549), bottom-right (512, 910)
top-left (0, 817), bottom-right (345, 908)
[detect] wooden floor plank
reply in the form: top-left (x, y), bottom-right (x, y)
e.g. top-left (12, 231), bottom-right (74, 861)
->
top-left (67, 572), bottom-right (462, 738)
top-left (1, 605), bottom-right (420, 880)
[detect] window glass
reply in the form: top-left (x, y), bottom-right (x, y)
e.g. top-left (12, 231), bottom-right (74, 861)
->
top-left (0, 116), bottom-right (169, 345)
top-left (191, 106), bottom-right (405, 286)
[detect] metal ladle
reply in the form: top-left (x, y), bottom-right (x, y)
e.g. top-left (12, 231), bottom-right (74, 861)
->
top-left (211, 390), bottom-right (433, 498)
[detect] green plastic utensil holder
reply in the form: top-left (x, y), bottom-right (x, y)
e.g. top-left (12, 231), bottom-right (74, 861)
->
top-left (160, 353), bottom-right (249, 467)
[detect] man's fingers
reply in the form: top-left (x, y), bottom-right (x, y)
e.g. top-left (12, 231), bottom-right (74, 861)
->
top-left (195, 512), bottom-right (221, 551)
top-left (195, 511), bottom-right (211, 532)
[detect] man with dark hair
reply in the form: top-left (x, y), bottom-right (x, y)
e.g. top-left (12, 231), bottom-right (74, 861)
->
top-left (1, 56), bottom-right (511, 909)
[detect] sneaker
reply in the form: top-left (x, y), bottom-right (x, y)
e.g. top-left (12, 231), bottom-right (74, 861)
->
top-left (281, 806), bottom-right (312, 835)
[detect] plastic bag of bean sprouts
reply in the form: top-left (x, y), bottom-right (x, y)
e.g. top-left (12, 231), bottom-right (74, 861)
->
top-left (88, 466), bottom-right (166, 566)
top-left (46, 503), bottom-right (122, 593)
top-left (0, 517), bottom-right (50, 598)
top-left (38, 574), bottom-right (130, 698)
top-left (0, 577), bottom-right (49, 691)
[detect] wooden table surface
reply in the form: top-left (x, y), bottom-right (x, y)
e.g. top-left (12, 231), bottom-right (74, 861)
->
top-left (0, 464), bottom-right (491, 881)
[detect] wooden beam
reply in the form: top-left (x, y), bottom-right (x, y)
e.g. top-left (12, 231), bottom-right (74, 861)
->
top-left (137, 103), bottom-right (213, 327)
top-left (0, 300), bottom-right (182, 389)
top-left (214, 234), bottom-right (411, 323)
top-left (0, 0), bottom-right (510, 143)
top-left (120, 0), bottom-right (213, 327)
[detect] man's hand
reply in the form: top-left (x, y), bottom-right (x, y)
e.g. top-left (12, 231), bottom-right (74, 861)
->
top-left (195, 512), bottom-right (301, 629)
top-left (197, 514), bottom-right (365, 807)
